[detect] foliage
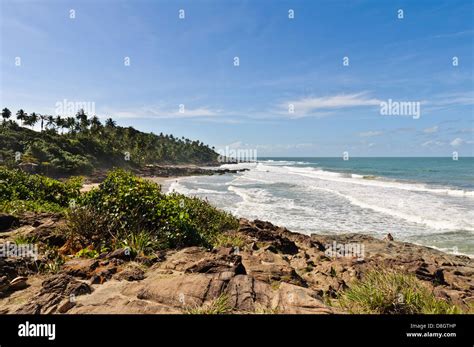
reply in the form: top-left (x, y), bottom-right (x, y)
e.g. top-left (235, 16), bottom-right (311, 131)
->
top-left (14, 235), bottom-right (38, 245)
top-left (185, 294), bottom-right (232, 314)
top-left (0, 109), bottom-right (219, 175)
top-left (68, 169), bottom-right (238, 250)
top-left (0, 167), bottom-right (81, 206)
top-left (0, 167), bottom-right (82, 214)
top-left (119, 231), bottom-right (160, 257)
top-left (212, 232), bottom-right (246, 248)
top-left (336, 269), bottom-right (462, 314)
top-left (75, 247), bottom-right (100, 259)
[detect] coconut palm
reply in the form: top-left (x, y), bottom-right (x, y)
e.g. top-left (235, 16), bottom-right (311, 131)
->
top-left (16, 109), bottom-right (27, 126)
top-left (105, 118), bottom-right (116, 128)
top-left (1, 108), bottom-right (12, 124)
top-left (39, 114), bottom-right (48, 132)
top-left (24, 112), bottom-right (39, 128)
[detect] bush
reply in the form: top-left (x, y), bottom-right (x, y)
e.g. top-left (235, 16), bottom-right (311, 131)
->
top-left (70, 169), bottom-right (238, 250)
top-left (336, 269), bottom-right (462, 314)
top-left (0, 167), bottom-right (82, 212)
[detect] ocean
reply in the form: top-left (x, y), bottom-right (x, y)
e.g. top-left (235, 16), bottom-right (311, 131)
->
top-left (163, 157), bottom-right (474, 257)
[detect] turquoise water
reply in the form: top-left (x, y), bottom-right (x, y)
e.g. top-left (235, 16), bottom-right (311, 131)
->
top-left (260, 157), bottom-right (474, 190)
top-left (165, 157), bottom-right (474, 256)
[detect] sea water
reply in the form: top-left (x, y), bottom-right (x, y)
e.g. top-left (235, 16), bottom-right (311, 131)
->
top-left (164, 158), bottom-right (474, 257)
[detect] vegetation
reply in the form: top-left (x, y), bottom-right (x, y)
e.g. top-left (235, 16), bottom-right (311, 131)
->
top-left (212, 232), bottom-right (246, 248)
top-left (0, 107), bottom-right (219, 175)
top-left (184, 294), bottom-right (233, 314)
top-left (0, 167), bottom-right (237, 255)
top-left (68, 169), bottom-right (238, 251)
top-left (0, 167), bottom-right (82, 213)
top-left (335, 269), bottom-right (461, 314)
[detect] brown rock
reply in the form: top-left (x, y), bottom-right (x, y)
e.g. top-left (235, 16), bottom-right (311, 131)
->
top-left (16, 274), bottom-right (92, 314)
top-left (0, 214), bottom-right (18, 232)
top-left (9, 276), bottom-right (28, 291)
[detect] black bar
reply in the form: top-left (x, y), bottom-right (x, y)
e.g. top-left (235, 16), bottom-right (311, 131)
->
top-left (0, 314), bottom-right (472, 346)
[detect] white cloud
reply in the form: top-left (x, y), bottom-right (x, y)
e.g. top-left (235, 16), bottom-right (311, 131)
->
top-left (101, 105), bottom-right (220, 119)
top-left (142, 106), bottom-right (219, 119)
top-left (280, 92), bottom-right (382, 117)
top-left (359, 131), bottom-right (383, 137)
top-left (423, 125), bottom-right (438, 134)
top-left (422, 140), bottom-right (444, 147)
top-left (450, 138), bottom-right (464, 147)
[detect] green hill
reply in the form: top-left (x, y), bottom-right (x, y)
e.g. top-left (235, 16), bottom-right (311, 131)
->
top-left (0, 109), bottom-right (219, 176)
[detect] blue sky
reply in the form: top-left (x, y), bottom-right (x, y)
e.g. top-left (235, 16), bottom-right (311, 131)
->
top-left (1, 0), bottom-right (473, 156)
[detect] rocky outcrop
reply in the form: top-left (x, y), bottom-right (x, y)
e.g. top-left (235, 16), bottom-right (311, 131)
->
top-left (15, 274), bottom-right (92, 314)
top-left (0, 214), bottom-right (18, 232)
top-left (1, 216), bottom-right (473, 314)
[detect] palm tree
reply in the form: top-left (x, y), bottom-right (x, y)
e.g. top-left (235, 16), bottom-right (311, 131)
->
top-left (1, 108), bottom-right (11, 125)
top-left (39, 114), bottom-right (48, 132)
top-left (75, 109), bottom-right (89, 131)
top-left (65, 117), bottom-right (76, 133)
top-left (24, 112), bottom-right (38, 128)
top-left (46, 115), bottom-right (56, 131)
top-left (90, 116), bottom-right (102, 132)
top-left (16, 109), bottom-right (27, 126)
top-left (105, 118), bottom-right (116, 128)
top-left (55, 116), bottom-right (66, 134)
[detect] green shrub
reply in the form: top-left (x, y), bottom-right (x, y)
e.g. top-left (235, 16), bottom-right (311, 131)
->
top-left (336, 269), bottom-right (462, 314)
top-left (0, 167), bottom-right (82, 210)
top-left (120, 231), bottom-right (161, 257)
top-left (70, 169), bottom-right (238, 249)
top-left (75, 247), bottom-right (99, 259)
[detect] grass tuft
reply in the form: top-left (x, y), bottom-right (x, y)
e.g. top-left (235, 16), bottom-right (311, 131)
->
top-left (184, 294), bottom-right (233, 314)
top-left (335, 269), bottom-right (462, 314)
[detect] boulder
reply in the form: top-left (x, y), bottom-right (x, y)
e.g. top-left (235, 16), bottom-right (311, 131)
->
top-left (16, 274), bottom-right (92, 314)
top-left (0, 214), bottom-right (18, 232)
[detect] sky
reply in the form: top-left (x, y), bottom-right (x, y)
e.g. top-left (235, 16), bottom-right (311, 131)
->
top-left (0, 0), bottom-right (473, 157)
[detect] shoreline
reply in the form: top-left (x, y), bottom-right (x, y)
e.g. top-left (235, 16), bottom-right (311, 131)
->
top-left (1, 167), bottom-right (473, 314)
top-left (141, 173), bottom-right (474, 259)
top-left (1, 216), bottom-right (472, 314)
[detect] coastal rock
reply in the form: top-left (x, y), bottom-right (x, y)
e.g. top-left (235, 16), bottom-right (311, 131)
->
top-left (107, 248), bottom-right (134, 260)
top-left (0, 214), bottom-right (18, 232)
top-left (9, 276), bottom-right (28, 291)
top-left (16, 274), bottom-right (92, 314)
top-left (2, 213), bottom-right (473, 314)
top-left (137, 273), bottom-right (226, 308)
top-left (114, 266), bottom-right (145, 282)
top-left (241, 250), bottom-right (307, 287)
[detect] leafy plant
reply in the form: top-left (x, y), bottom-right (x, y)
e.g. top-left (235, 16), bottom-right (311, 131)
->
top-left (73, 169), bottom-right (238, 249)
top-left (75, 247), bottom-right (99, 259)
top-left (120, 231), bottom-right (161, 257)
top-left (14, 235), bottom-right (38, 245)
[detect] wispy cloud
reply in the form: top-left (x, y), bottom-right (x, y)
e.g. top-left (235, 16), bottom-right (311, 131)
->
top-left (101, 105), bottom-right (221, 120)
top-left (422, 140), bottom-right (445, 147)
top-left (278, 92), bottom-right (382, 118)
top-left (358, 131), bottom-right (383, 137)
top-left (433, 30), bottom-right (474, 39)
top-left (423, 125), bottom-right (439, 134)
top-left (450, 137), bottom-right (464, 147)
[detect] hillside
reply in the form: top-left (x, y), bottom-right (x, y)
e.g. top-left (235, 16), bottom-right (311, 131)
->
top-left (0, 109), bottom-right (219, 176)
